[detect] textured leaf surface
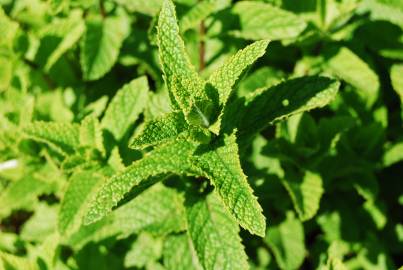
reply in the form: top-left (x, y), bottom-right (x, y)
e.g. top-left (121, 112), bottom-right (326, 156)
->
top-left (231, 1), bottom-right (307, 40)
top-left (157, 0), bottom-right (211, 125)
top-left (130, 111), bottom-right (188, 149)
top-left (326, 47), bottom-right (379, 107)
top-left (195, 133), bottom-right (266, 236)
top-left (80, 116), bottom-right (104, 152)
top-left (223, 76), bottom-right (340, 140)
top-left (186, 192), bottom-right (249, 270)
top-left (163, 234), bottom-right (203, 270)
top-left (24, 122), bottom-right (80, 155)
top-left (282, 170), bottom-right (324, 221)
top-left (124, 233), bottom-right (162, 268)
top-left (58, 170), bottom-right (105, 235)
top-left (101, 76), bottom-right (149, 141)
top-left (84, 139), bottom-right (199, 224)
top-left (208, 40), bottom-right (269, 133)
top-left (265, 212), bottom-right (305, 270)
top-left (80, 16), bottom-right (129, 80)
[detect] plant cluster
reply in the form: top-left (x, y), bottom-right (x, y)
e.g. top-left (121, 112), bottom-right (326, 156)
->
top-left (0, 0), bottom-right (402, 269)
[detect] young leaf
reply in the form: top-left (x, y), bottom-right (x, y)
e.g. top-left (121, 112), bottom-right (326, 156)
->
top-left (208, 39), bottom-right (270, 133)
top-left (157, 0), bottom-right (212, 125)
top-left (80, 16), bottom-right (129, 80)
top-left (130, 111), bottom-right (189, 149)
top-left (58, 170), bottom-right (105, 235)
top-left (195, 133), bottom-right (266, 236)
top-left (186, 192), bottom-right (249, 270)
top-left (265, 212), bottom-right (305, 270)
top-left (391, 64), bottom-right (403, 103)
top-left (101, 76), bottom-right (149, 141)
top-left (231, 1), bottom-right (307, 40)
top-left (24, 121), bottom-right (80, 155)
top-left (84, 139), bottom-right (200, 224)
top-left (163, 234), bottom-right (203, 270)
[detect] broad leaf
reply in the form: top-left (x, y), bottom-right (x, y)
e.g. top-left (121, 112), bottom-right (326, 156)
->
top-left (195, 133), bottom-right (266, 236)
top-left (24, 121), bottom-right (80, 155)
top-left (163, 234), bottom-right (203, 270)
top-left (325, 46), bottom-right (379, 107)
top-left (58, 170), bottom-right (105, 235)
top-left (208, 39), bottom-right (270, 133)
top-left (80, 116), bottom-right (104, 153)
top-left (231, 1), bottom-right (307, 40)
top-left (265, 212), bottom-right (305, 270)
top-left (130, 111), bottom-right (188, 149)
top-left (84, 139), bottom-right (199, 224)
top-left (101, 76), bottom-right (149, 141)
top-left (80, 16), bottom-right (129, 80)
top-left (186, 192), bottom-right (249, 270)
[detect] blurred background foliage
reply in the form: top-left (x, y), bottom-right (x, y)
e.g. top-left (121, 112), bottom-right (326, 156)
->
top-left (0, 0), bottom-right (402, 269)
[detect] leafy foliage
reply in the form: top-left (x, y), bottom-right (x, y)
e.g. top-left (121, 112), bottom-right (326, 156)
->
top-left (0, 0), bottom-right (402, 269)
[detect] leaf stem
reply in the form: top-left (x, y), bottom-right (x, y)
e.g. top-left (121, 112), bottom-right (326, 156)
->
top-left (199, 17), bottom-right (206, 71)
top-left (99, 0), bottom-right (106, 18)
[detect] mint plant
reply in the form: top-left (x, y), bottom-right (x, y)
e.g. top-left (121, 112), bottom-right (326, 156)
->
top-left (1, 0), bottom-right (402, 269)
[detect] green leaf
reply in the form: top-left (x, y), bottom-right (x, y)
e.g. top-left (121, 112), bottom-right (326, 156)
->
top-left (186, 192), bottom-right (249, 270)
top-left (325, 46), bottom-right (379, 107)
top-left (58, 170), bottom-right (105, 235)
top-left (84, 139), bottom-right (199, 224)
top-left (208, 39), bottom-right (270, 133)
top-left (265, 212), bottom-right (305, 270)
top-left (80, 16), bottom-right (129, 80)
top-left (391, 64), bottom-right (403, 103)
top-left (24, 121), bottom-right (80, 155)
top-left (20, 203), bottom-right (58, 242)
top-left (157, 0), bottom-right (212, 125)
top-left (383, 142), bottom-right (403, 167)
top-left (101, 76), bottom-right (149, 141)
top-left (45, 10), bottom-right (85, 71)
top-left (282, 170), bottom-right (324, 221)
top-left (195, 133), bottom-right (266, 236)
top-left (130, 111), bottom-right (188, 149)
top-left (225, 76), bottom-right (340, 141)
top-left (231, 1), bottom-right (307, 40)
top-left (80, 116), bottom-right (104, 153)
top-left (124, 233), bottom-right (162, 268)
top-left (0, 177), bottom-right (51, 218)
top-left (163, 234), bottom-right (203, 270)
top-left (0, 251), bottom-right (37, 270)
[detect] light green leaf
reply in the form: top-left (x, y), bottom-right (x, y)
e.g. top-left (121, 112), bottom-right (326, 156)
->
top-left (67, 183), bottom-right (186, 248)
top-left (282, 170), bottom-right (324, 221)
top-left (359, 0), bottom-right (403, 28)
top-left (80, 116), bottom-right (104, 153)
top-left (0, 251), bottom-right (37, 270)
top-left (186, 192), bottom-right (249, 270)
top-left (130, 111), bottom-right (188, 149)
top-left (391, 64), bottom-right (403, 104)
top-left (101, 76), bottom-right (149, 141)
top-left (0, 177), bottom-right (51, 218)
top-left (180, 0), bottom-right (229, 32)
top-left (163, 234), bottom-right (203, 270)
top-left (231, 1), bottom-right (307, 40)
top-left (224, 76), bottom-right (339, 141)
top-left (20, 203), bottom-right (58, 242)
top-left (24, 121), bottom-right (80, 155)
top-left (208, 39), bottom-right (270, 133)
top-left (115, 0), bottom-right (163, 16)
top-left (265, 212), bottom-right (305, 270)
top-left (325, 46), bottom-right (379, 107)
top-left (157, 0), bottom-right (212, 125)
top-left (58, 170), bottom-right (105, 235)
top-left (84, 139), bottom-right (199, 224)
top-left (80, 16), bottom-right (129, 80)
top-left (383, 142), bottom-right (403, 167)
top-left (45, 11), bottom-right (85, 71)
top-left (124, 233), bottom-right (162, 268)
top-left (195, 133), bottom-right (266, 236)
